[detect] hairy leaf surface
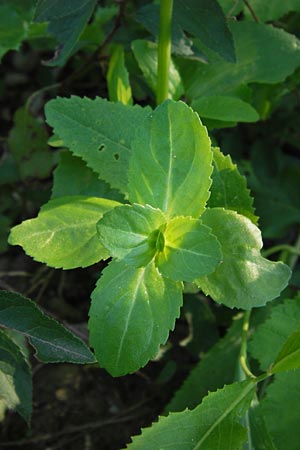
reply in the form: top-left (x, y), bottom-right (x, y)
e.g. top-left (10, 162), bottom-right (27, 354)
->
top-left (128, 100), bottom-right (212, 219)
top-left (166, 318), bottom-right (242, 412)
top-left (156, 217), bottom-right (222, 282)
top-left (9, 196), bottom-right (121, 269)
top-left (89, 260), bottom-right (183, 376)
top-left (0, 329), bottom-right (31, 423)
top-left (45, 96), bottom-right (151, 193)
top-left (126, 381), bottom-right (255, 449)
top-left (0, 290), bottom-right (96, 364)
top-left (208, 147), bottom-right (258, 223)
top-left (97, 204), bottom-right (166, 267)
top-left (249, 297), bottom-right (300, 370)
top-left (196, 208), bottom-right (291, 309)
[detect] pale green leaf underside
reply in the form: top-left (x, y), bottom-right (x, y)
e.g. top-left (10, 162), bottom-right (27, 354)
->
top-left (107, 44), bottom-right (132, 105)
top-left (156, 216), bottom-right (222, 282)
top-left (131, 39), bottom-right (184, 100)
top-left (128, 100), bottom-right (213, 219)
top-left (271, 329), bottom-right (300, 374)
top-left (249, 297), bottom-right (300, 371)
top-left (89, 260), bottom-right (183, 376)
top-left (192, 95), bottom-right (259, 123)
top-left (9, 196), bottom-right (121, 269)
top-left (0, 290), bottom-right (96, 364)
top-left (97, 203), bottom-right (166, 267)
top-left (208, 147), bottom-right (258, 224)
top-left (45, 96), bottom-right (151, 193)
top-left (196, 208), bottom-right (291, 309)
top-left (260, 370), bottom-right (300, 450)
top-left (126, 380), bottom-right (255, 449)
top-left (0, 329), bottom-right (32, 423)
top-left (166, 317), bottom-right (243, 413)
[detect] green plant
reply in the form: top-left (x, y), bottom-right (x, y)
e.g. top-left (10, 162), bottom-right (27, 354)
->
top-left (1, 0), bottom-right (300, 448)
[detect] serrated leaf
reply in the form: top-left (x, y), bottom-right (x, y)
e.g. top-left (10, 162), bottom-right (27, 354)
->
top-left (243, 0), bottom-right (300, 22)
top-left (89, 260), bottom-right (183, 376)
top-left (166, 317), bottom-right (242, 412)
top-left (260, 370), bottom-right (300, 450)
top-left (97, 204), bottom-right (166, 267)
top-left (8, 107), bottom-right (56, 180)
top-left (34, 0), bottom-right (97, 66)
top-left (270, 330), bottom-right (300, 374)
top-left (0, 329), bottom-right (32, 423)
top-left (173, 0), bottom-right (236, 62)
top-left (0, 5), bottom-right (26, 60)
top-left (179, 21), bottom-right (300, 110)
top-left (51, 151), bottom-right (124, 202)
top-left (131, 40), bottom-right (184, 100)
top-left (45, 96), bottom-right (151, 193)
top-left (107, 45), bottom-right (132, 105)
top-left (128, 100), bottom-right (212, 219)
top-left (192, 95), bottom-right (259, 123)
top-left (156, 216), bottom-right (222, 282)
top-left (9, 196), bottom-right (121, 269)
top-left (249, 297), bottom-right (300, 371)
top-left (208, 147), bottom-right (258, 223)
top-left (196, 208), bottom-right (291, 309)
top-left (126, 380), bottom-right (255, 449)
top-left (0, 290), bottom-right (96, 364)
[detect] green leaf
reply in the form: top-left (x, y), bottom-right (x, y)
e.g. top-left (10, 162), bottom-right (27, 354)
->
top-left (249, 297), bottom-right (300, 371)
top-left (97, 204), bottom-right (166, 267)
top-left (244, 0), bottom-right (300, 22)
top-left (34, 0), bottom-right (97, 66)
top-left (260, 370), bottom-right (300, 450)
top-left (45, 96), bottom-right (151, 193)
top-left (249, 400), bottom-right (278, 450)
top-left (9, 196), bottom-right (121, 269)
top-left (196, 208), bottom-right (291, 309)
top-left (0, 329), bottom-right (32, 423)
top-left (51, 151), bottom-right (124, 202)
top-left (179, 21), bottom-right (300, 106)
top-left (89, 260), bottom-right (183, 376)
top-left (271, 329), bottom-right (300, 374)
top-left (155, 216), bottom-right (222, 282)
top-left (8, 107), bottom-right (56, 180)
top-left (166, 317), bottom-right (242, 412)
top-left (0, 290), bottom-right (96, 364)
top-left (128, 100), bottom-right (213, 219)
top-left (192, 95), bottom-right (259, 123)
top-left (107, 44), bottom-right (132, 105)
top-left (131, 40), bottom-right (184, 100)
top-left (208, 147), bottom-right (258, 224)
top-left (173, 0), bottom-right (236, 62)
top-left (0, 4), bottom-right (26, 60)
top-left (126, 380), bottom-right (255, 449)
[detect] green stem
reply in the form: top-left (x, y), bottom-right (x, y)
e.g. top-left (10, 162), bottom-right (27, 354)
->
top-left (240, 310), bottom-right (256, 379)
top-left (288, 229), bottom-right (300, 270)
top-left (262, 244), bottom-right (300, 259)
top-left (157, 0), bottom-right (173, 104)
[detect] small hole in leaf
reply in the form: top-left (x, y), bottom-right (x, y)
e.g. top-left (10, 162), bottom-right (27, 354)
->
top-left (98, 144), bottom-right (105, 152)
top-left (114, 153), bottom-right (119, 160)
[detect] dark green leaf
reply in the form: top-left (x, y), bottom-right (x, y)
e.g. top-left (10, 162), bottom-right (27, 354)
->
top-left (89, 260), bottom-right (183, 376)
top-left (34, 0), bottom-right (97, 66)
top-left (0, 290), bottom-right (96, 364)
top-left (271, 329), bottom-right (300, 374)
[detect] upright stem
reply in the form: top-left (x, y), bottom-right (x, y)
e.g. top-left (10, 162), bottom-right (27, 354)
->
top-left (157, 0), bottom-right (173, 104)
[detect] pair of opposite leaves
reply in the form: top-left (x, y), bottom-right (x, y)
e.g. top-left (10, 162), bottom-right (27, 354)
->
top-left (9, 99), bottom-right (290, 375)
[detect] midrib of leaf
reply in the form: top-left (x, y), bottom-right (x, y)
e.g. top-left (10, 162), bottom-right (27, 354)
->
top-left (192, 381), bottom-right (255, 450)
top-left (115, 268), bottom-right (146, 366)
top-left (27, 220), bottom-right (98, 239)
top-left (163, 109), bottom-right (174, 214)
top-left (273, 350), bottom-right (300, 372)
top-left (167, 244), bottom-right (215, 259)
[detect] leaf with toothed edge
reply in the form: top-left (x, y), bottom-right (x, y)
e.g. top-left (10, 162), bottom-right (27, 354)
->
top-left (88, 260), bottom-right (183, 376)
top-left (196, 208), bottom-right (291, 309)
top-left (9, 196), bottom-right (121, 269)
top-left (45, 96), bottom-right (152, 193)
top-left (128, 100), bottom-right (213, 219)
